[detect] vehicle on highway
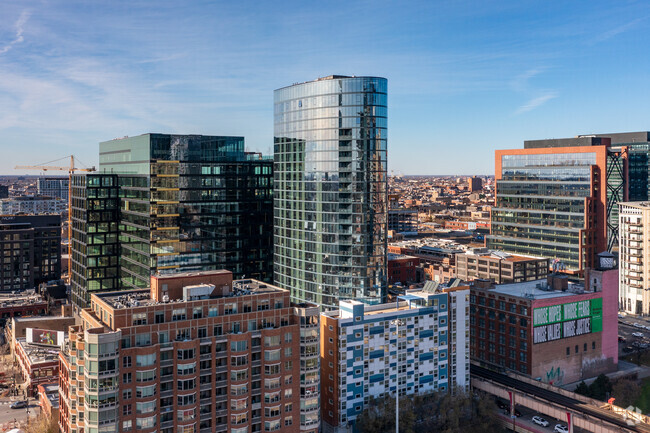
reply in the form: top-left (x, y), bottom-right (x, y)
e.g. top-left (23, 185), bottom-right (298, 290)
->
top-left (554, 424), bottom-right (569, 433)
top-left (633, 323), bottom-right (644, 328)
top-left (532, 416), bottom-right (549, 427)
top-left (10, 400), bottom-right (27, 409)
top-left (495, 399), bottom-right (508, 410)
top-left (632, 332), bottom-right (645, 338)
top-left (502, 408), bottom-right (521, 418)
top-left (623, 346), bottom-right (635, 353)
top-left (619, 335), bottom-right (627, 342)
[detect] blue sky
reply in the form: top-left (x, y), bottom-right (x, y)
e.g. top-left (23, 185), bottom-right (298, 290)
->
top-left (1, 0), bottom-right (649, 175)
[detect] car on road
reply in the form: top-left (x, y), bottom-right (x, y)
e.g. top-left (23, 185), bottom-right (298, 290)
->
top-left (623, 346), bottom-right (635, 353)
top-left (619, 335), bottom-right (627, 342)
top-left (633, 332), bottom-right (645, 338)
top-left (554, 424), bottom-right (569, 433)
top-left (634, 323), bottom-right (644, 328)
top-left (496, 399), bottom-right (508, 410)
top-left (532, 416), bottom-right (549, 427)
top-left (10, 400), bottom-right (27, 409)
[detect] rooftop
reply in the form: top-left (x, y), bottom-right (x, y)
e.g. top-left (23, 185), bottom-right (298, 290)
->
top-left (461, 248), bottom-right (545, 262)
top-left (17, 339), bottom-right (60, 364)
top-left (484, 279), bottom-right (588, 300)
top-left (98, 279), bottom-right (286, 310)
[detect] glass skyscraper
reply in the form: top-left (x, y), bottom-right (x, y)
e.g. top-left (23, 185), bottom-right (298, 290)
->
top-left (273, 76), bottom-right (388, 309)
top-left (98, 134), bottom-right (274, 289)
top-left (487, 145), bottom-right (609, 272)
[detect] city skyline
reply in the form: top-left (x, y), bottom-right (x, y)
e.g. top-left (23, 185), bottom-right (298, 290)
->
top-left (2, 0), bottom-right (649, 175)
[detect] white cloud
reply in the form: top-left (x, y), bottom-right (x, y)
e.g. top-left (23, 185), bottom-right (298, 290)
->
top-left (515, 92), bottom-right (558, 114)
top-left (0, 10), bottom-right (30, 55)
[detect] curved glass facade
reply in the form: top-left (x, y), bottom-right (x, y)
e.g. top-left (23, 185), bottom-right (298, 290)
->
top-left (273, 76), bottom-right (388, 309)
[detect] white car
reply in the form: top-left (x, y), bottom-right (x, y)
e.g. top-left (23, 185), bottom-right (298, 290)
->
top-left (554, 424), bottom-right (569, 433)
top-left (632, 332), bottom-right (645, 338)
top-left (634, 323), bottom-right (644, 328)
top-left (532, 416), bottom-right (549, 427)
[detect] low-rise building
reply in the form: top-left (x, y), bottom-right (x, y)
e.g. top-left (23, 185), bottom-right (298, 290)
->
top-left (320, 283), bottom-right (470, 433)
top-left (387, 253), bottom-right (418, 285)
top-left (15, 329), bottom-right (64, 396)
top-left (37, 383), bottom-right (60, 420)
top-left (456, 248), bottom-right (549, 284)
top-left (59, 270), bottom-right (320, 433)
top-left (470, 262), bottom-right (618, 385)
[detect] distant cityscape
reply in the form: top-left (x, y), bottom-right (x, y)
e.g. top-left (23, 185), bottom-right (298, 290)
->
top-left (0, 76), bottom-right (649, 433)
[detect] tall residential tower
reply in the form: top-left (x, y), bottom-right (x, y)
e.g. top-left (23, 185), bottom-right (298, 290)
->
top-left (98, 134), bottom-right (274, 290)
top-left (273, 76), bottom-right (388, 309)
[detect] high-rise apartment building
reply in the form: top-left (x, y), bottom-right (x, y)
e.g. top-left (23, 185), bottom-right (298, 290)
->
top-left (38, 176), bottom-right (69, 200)
top-left (70, 174), bottom-right (121, 309)
top-left (0, 214), bottom-right (61, 291)
top-left (487, 140), bottom-right (610, 272)
top-left (98, 134), bottom-right (274, 290)
top-left (320, 284), bottom-right (470, 432)
top-left (59, 270), bottom-right (320, 433)
top-left (274, 76), bottom-right (388, 309)
top-left (618, 202), bottom-right (650, 314)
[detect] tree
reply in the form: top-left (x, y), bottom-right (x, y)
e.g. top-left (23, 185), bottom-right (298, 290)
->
top-left (356, 390), bottom-right (499, 433)
top-left (574, 381), bottom-right (589, 396)
top-left (590, 374), bottom-right (613, 401)
top-left (611, 378), bottom-right (641, 408)
top-left (25, 413), bottom-right (58, 433)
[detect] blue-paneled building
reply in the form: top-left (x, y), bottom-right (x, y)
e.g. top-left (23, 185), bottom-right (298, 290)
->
top-left (320, 284), bottom-right (470, 432)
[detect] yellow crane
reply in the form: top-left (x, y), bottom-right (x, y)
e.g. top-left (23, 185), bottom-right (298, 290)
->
top-left (15, 155), bottom-right (96, 281)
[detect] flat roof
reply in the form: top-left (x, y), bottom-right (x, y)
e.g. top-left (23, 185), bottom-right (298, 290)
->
top-left (487, 279), bottom-right (587, 300)
top-left (97, 279), bottom-right (286, 310)
top-left (17, 339), bottom-right (60, 364)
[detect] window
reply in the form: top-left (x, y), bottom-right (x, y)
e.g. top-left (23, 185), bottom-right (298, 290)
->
top-left (135, 415), bottom-right (156, 429)
top-left (592, 341), bottom-right (596, 350)
top-left (265, 349), bottom-right (281, 361)
top-left (123, 404), bottom-right (132, 416)
top-left (264, 335), bottom-right (281, 347)
top-left (178, 363), bottom-right (196, 376)
top-left (172, 308), bottom-right (187, 321)
top-left (135, 333), bottom-right (151, 347)
top-left (122, 420), bottom-right (132, 431)
top-left (123, 372), bottom-right (132, 384)
top-left (136, 369), bottom-right (156, 382)
top-left (136, 400), bottom-right (156, 414)
top-left (566, 347), bottom-right (570, 356)
top-left (178, 349), bottom-right (195, 360)
top-left (122, 389), bottom-right (132, 400)
top-left (132, 312), bottom-right (147, 326)
top-left (177, 393), bottom-right (196, 406)
top-left (285, 333), bottom-right (292, 343)
top-left (231, 340), bottom-right (248, 352)
top-left (123, 356), bottom-right (132, 368)
top-left (155, 312), bottom-right (165, 324)
top-left (193, 307), bottom-right (203, 319)
top-left (136, 353), bottom-right (156, 367)
top-left (136, 385), bottom-right (156, 398)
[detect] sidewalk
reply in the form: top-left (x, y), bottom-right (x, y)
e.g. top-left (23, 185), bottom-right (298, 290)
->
top-left (560, 360), bottom-right (650, 390)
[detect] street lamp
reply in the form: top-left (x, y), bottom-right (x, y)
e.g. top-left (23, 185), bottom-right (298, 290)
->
top-left (391, 319), bottom-right (404, 433)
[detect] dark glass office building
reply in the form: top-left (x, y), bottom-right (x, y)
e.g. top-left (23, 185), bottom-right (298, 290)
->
top-left (273, 76), bottom-right (388, 309)
top-left (70, 173), bottom-right (120, 309)
top-left (99, 134), bottom-right (273, 289)
top-left (0, 214), bottom-right (61, 291)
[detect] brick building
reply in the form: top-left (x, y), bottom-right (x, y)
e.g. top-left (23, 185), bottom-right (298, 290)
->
top-left (387, 253), bottom-right (418, 285)
top-left (470, 268), bottom-right (618, 385)
top-left (456, 248), bottom-right (549, 284)
top-left (59, 270), bottom-right (320, 433)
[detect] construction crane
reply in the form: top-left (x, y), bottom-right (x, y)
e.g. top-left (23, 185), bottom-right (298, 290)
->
top-left (15, 155), bottom-right (96, 282)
